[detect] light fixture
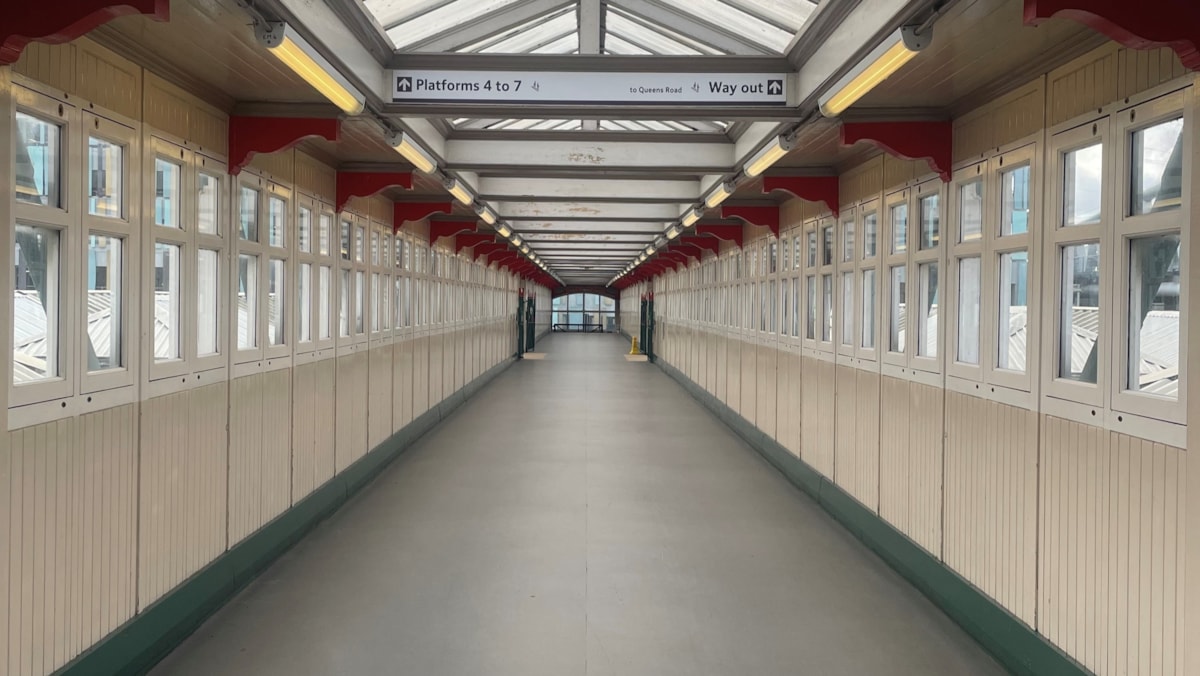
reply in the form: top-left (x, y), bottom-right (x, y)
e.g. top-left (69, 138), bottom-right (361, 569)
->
top-left (681, 207), bottom-right (702, 228)
top-left (387, 131), bottom-right (436, 174)
top-left (818, 26), bottom-right (930, 117)
top-left (654, 236), bottom-right (668, 249)
top-left (511, 235), bottom-right (522, 247)
top-left (521, 244), bottom-right (530, 254)
top-left (666, 225), bottom-right (682, 240)
top-left (475, 204), bottom-right (497, 225)
top-left (443, 178), bottom-right (473, 205)
top-left (496, 223), bottom-right (512, 238)
top-left (256, 22), bottom-right (366, 115)
top-left (705, 181), bottom-right (736, 209)
top-left (639, 253), bottom-right (648, 262)
top-left (744, 134), bottom-right (796, 177)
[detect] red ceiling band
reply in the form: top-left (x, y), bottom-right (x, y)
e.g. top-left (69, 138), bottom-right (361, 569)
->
top-left (1, 0), bottom-right (169, 65)
top-left (228, 116), bottom-right (340, 176)
top-left (1024, 0), bottom-right (1200, 70)
top-left (335, 171), bottom-right (412, 213)
top-left (840, 121), bottom-right (953, 183)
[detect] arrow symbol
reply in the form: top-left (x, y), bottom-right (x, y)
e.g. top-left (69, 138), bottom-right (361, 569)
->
top-left (397, 76), bottom-right (413, 93)
top-left (767, 79), bottom-right (783, 96)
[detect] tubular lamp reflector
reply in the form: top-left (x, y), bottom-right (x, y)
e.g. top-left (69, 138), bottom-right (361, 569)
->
top-left (667, 225), bottom-right (682, 240)
top-left (818, 27), bottom-right (927, 118)
top-left (444, 179), bottom-right (473, 205)
top-left (496, 223), bottom-right (512, 238)
top-left (476, 205), bottom-right (497, 225)
top-left (744, 135), bottom-right (794, 177)
top-left (681, 207), bottom-right (702, 227)
top-left (389, 132), bottom-right (436, 173)
top-left (704, 182), bottom-right (735, 209)
top-left (258, 23), bottom-right (365, 116)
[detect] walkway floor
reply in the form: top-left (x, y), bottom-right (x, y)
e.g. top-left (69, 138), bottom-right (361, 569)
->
top-left (152, 334), bottom-right (1004, 676)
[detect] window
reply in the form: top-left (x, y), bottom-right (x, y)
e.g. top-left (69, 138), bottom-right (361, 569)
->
top-left (1058, 242), bottom-right (1100, 383)
top-left (268, 258), bottom-right (285, 346)
top-left (198, 249), bottom-right (219, 356)
top-left (15, 111), bottom-right (61, 207)
top-left (891, 203), bottom-right (908, 253)
top-left (889, 265), bottom-right (906, 353)
top-left (198, 173), bottom-right (220, 235)
top-left (154, 243), bottom-right (182, 361)
top-left (861, 269), bottom-right (876, 349)
top-left (320, 266), bottom-right (332, 340)
top-left (238, 254), bottom-right (258, 350)
top-left (917, 262), bottom-right (939, 358)
top-left (240, 187), bottom-right (259, 240)
top-left (919, 194), bottom-right (939, 250)
top-left (957, 257), bottom-right (981, 365)
top-left (1125, 233), bottom-right (1179, 394)
top-left (155, 159), bottom-right (182, 228)
top-left (13, 224), bottom-right (62, 382)
top-left (86, 235), bottom-right (122, 370)
top-left (88, 137), bottom-right (123, 218)
top-left (841, 272), bottom-right (853, 346)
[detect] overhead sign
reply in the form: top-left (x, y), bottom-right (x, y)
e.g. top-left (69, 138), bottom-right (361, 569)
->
top-left (390, 70), bottom-right (788, 106)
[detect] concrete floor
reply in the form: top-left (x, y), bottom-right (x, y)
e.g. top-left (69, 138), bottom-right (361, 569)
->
top-left (152, 334), bottom-right (1005, 676)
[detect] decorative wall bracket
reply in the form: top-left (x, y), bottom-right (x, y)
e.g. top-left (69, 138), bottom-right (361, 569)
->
top-left (393, 202), bottom-right (453, 232)
top-left (762, 176), bottom-right (840, 218)
top-left (454, 232), bottom-right (496, 254)
top-left (720, 205), bottom-right (780, 238)
top-left (335, 171), bottom-right (412, 213)
top-left (228, 116), bottom-right (340, 176)
top-left (695, 224), bottom-right (744, 248)
top-left (1024, 0), bottom-right (1200, 70)
top-left (841, 121), bottom-right (952, 183)
top-left (681, 235), bottom-right (720, 257)
top-left (2, 0), bottom-right (169, 65)
top-left (428, 219), bottom-right (477, 245)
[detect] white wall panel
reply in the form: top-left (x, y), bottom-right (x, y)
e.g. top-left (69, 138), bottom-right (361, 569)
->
top-left (336, 352), bottom-right (370, 472)
top-left (879, 377), bottom-right (943, 555)
top-left (369, 346), bottom-right (394, 449)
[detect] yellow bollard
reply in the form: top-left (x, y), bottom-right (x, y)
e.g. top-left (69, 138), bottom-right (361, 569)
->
top-left (629, 337), bottom-right (640, 354)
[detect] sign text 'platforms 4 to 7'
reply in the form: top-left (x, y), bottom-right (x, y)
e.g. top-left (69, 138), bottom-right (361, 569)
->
top-left (390, 70), bottom-right (789, 106)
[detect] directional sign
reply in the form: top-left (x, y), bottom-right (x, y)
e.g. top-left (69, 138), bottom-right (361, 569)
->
top-left (389, 70), bottom-right (789, 106)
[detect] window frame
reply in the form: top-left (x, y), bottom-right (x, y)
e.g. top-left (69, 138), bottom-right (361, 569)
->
top-left (987, 144), bottom-right (1039, 395)
top-left (947, 162), bottom-right (987, 383)
top-left (855, 198), bottom-right (882, 362)
top-left (145, 138), bottom-right (191, 381)
top-left (836, 206), bottom-right (857, 362)
top-left (263, 184), bottom-right (292, 363)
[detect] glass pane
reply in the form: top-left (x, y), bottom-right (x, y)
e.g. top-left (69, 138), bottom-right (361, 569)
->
top-left (1001, 165), bottom-right (1030, 235)
top-left (371, 231), bottom-right (380, 266)
top-left (957, 257), bottom-right (981, 365)
top-left (918, 263), bottom-right (939, 357)
top-left (15, 112), bottom-right (61, 207)
top-left (805, 276), bottom-right (816, 339)
top-left (782, 237), bottom-right (790, 270)
top-left (298, 206), bottom-right (312, 253)
top-left (198, 249), bottom-right (219, 356)
top-left (1059, 243), bottom-right (1100, 382)
top-left (919, 194), bottom-right (939, 250)
top-left (1127, 233), bottom-right (1180, 396)
top-left (356, 227), bottom-right (366, 262)
top-left (998, 251), bottom-right (1028, 372)
top-left (371, 273), bottom-right (381, 332)
top-left (1064, 143), bottom-right (1102, 226)
top-left (394, 278), bottom-right (404, 330)
top-left (861, 269), bottom-right (876, 349)
top-left (769, 280), bottom-right (777, 333)
top-left (791, 278), bottom-right (799, 337)
top-left (319, 266), bottom-right (332, 340)
top-left (890, 265), bottom-right (906, 352)
top-left (841, 272), bottom-right (853, 345)
top-left (586, 294), bottom-right (600, 311)
top-left (807, 232), bottom-right (817, 267)
top-left (238, 254), bottom-right (258, 349)
top-left (268, 197), bottom-right (286, 248)
top-left (891, 203), bottom-right (908, 253)
top-left (1131, 117), bottom-right (1184, 215)
top-left (319, 214), bottom-right (331, 256)
top-left (769, 241), bottom-right (778, 274)
top-left (355, 270), bottom-right (365, 333)
top-left (821, 226), bottom-right (833, 266)
top-left (793, 236), bottom-right (802, 269)
top-left (154, 242), bottom-right (182, 361)
top-left (87, 137), bottom-right (122, 218)
top-left (13, 224), bottom-right (61, 382)
top-left (863, 212), bottom-right (878, 258)
top-left (842, 219), bottom-right (855, 263)
top-left (782, 278), bottom-right (790, 338)
top-left (198, 173), bottom-right (219, 235)
top-left (239, 187), bottom-right (259, 240)
top-left (155, 159), bottom-right (181, 228)
top-left (821, 274), bottom-right (833, 341)
top-left (85, 235), bottom-right (122, 370)
top-left (395, 238), bottom-right (404, 269)
top-left (341, 220), bottom-right (352, 260)
top-left (341, 271), bottom-right (352, 336)
top-left (959, 180), bottom-right (983, 242)
top-left (268, 259), bottom-right (285, 345)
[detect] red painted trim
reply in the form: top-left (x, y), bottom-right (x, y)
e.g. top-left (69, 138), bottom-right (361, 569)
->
top-left (721, 205), bottom-right (780, 238)
top-left (841, 121), bottom-right (953, 183)
top-left (1025, 0), bottom-right (1200, 70)
top-left (681, 235), bottom-right (720, 256)
top-left (335, 172), bottom-right (412, 214)
top-left (1, 0), bottom-right (169, 65)
top-left (472, 242), bottom-right (507, 261)
top-left (671, 243), bottom-right (703, 260)
top-left (393, 202), bottom-right (453, 231)
top-left (228, 116), bottom-right (340, 176)
top-left (763, 176), bottom-right (840, 218)
top-left (428, 220), bottom-right (477, 245)
top-left (454, 232), bottom-right (496, 254)
top-left (695, 224), bottom-right (744, 248)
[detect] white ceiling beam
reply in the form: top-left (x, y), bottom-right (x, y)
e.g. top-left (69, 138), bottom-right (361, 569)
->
top-left (499, 201), bottom-right (681, 220)
top-left (521, 233), bottom-right (656, 242)
top-left (512, 221), bottom-right (668, 233)
top-left (609, 0), bottom-right (772, 55)
top-left (479, 177), bottom-right (700, 201)
top-left (407, 0), bottom-right (576, 53)
top-left (446, 138), bottom-right (734, 171)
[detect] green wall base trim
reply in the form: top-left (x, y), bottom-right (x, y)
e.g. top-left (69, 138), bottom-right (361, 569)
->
top-left (56, 357), bottom-right (518, 676)
top-left (653, 357), bottom-right (1091, 676)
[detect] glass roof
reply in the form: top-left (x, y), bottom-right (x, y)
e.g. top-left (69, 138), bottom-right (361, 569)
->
top-left (364, 0), bottom-right (819, 55)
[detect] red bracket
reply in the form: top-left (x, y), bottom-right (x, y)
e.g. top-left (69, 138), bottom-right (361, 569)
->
top-left (681, 235), bottom-right (720, 257)
top-left (473, 242), bottom-right (507, 261)
top-left (763, 176), bottom-right (840, 218)
top-left (660, 251), bottom-right (689, 267)
top-left (228, 116), bottom-right (340, 176)
top-left (428, 220), bottom-right (477, 245)
top-left (455, 232), bottom-right (496, 254)
top-left (841, 121), bottom-right (952, 183)
top-left (1025, 0), bottom-right (1200, 70)
top-left (336, 172), bottom-right (412, 214)
top-left (2, 0), bottom-right (169, 65)
top-left (721, 205), bottom-right (780, 238)
top-left (491, 251), bottom-right (520, 267)
top-left (394, 202), bottom-right (453, 231)
top-left (671, 242), bottom-right (703, 260)
top-left (695, 224), bottom-right (744, 248)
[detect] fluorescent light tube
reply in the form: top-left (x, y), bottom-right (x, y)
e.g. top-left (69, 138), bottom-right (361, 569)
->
top-left (476, 204), bottom-right (497, 225)
top-left (388, 132), bottom-right (436, 174)
top-left (744, 135), bottom-right (795, 177)
top-left (667, 225), bottom-right (682, 240)
top-left (496, 223), bottom-right (512, 238)
top-left (258, 23), bottom-right (365, 115)
top-left (681, 207), bottom-right (702, 227)
top-left (819, 26), bottom-right (929, 118)
top-left (443, 178), bottom-right (473, 205)
top-left (704, 182), bottom-right (735, 209)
